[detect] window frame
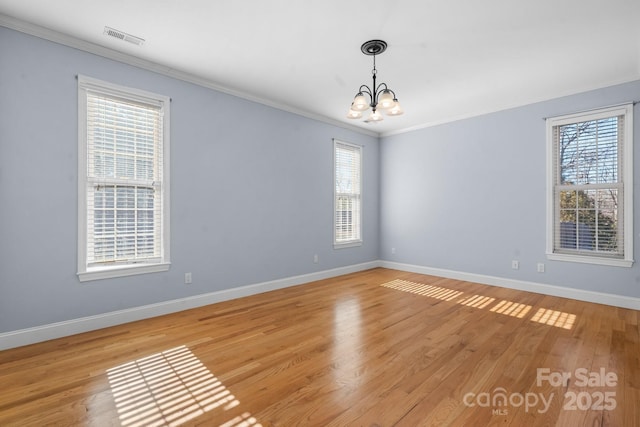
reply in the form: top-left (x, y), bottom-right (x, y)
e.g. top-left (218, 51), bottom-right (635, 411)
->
top-left (77, 75), bottom-right (171, 282)
top-left (333, 139), bottom-right (363, 248)
top-left (545, 104), bottom-right (633, 267)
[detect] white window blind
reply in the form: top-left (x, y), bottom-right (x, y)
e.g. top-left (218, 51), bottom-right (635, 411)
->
top-left (334, 140), bottom-right (362, 247)
top-left (78, 76), bottom-right (170, 281)
top-left (546, 104), bottom-right (633, 267)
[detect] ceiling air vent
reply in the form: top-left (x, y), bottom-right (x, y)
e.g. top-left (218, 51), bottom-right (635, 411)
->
top-left (103, 26), bottom-right (145, 46)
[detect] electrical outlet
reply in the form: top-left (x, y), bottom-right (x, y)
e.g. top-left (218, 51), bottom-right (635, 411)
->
top-left (537, 263), bottom-right (545, 273)
top-left (313, 254), bottom-right (319, 264)
top-left (512, 260), bottom-right (519, 270)
top-left (391, 248), bottom-right (396, 254)
top-left (185, 272), bottom-right (192, 284)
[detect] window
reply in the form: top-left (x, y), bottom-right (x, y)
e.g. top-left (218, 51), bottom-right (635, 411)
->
top-left (78, 76), bottom-right (170, 281)
top-left (334, 139), bottom-right (362, 247)
top-left (546, 104), bottom-right (633, 267)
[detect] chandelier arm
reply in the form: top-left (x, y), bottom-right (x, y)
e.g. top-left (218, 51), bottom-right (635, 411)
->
top-left (375, 83), bottom-right (389, 93)
top-left (358, 85), bottom-right (373, 97)
top-left (373, 82), bottom-right (386, 106)
top-left (377, 85), bottom-right (398, 100)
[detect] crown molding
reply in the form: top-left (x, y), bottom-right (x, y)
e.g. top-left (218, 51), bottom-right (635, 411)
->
top-left (0, 13), bottom-right (379, 138)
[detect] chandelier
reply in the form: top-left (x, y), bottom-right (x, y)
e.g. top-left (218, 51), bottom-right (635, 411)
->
top-left (347, 40), bottom-right (404, 122)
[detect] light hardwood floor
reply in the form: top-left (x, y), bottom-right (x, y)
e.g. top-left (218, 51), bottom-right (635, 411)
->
top-left (0, 268), bottom-right (638, 426)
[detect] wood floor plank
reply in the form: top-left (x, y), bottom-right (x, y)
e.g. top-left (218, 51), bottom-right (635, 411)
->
top-left (0, 268), bottom-right (638, 426)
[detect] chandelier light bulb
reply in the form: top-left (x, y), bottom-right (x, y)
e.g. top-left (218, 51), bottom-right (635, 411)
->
top-left (367, 110), bottom-right (384, 122)
top-left (347, 108), bottom-right (363, 119)
top-left (352, 94), bottom-right (370, 111)
top-left (378, 90), bottom-right (395, 110)
top-left (387, 100), bottom-right (404, 116)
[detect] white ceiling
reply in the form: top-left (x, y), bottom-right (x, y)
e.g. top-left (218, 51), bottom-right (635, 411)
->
top-left (1, 0), bottom-right (639, 135)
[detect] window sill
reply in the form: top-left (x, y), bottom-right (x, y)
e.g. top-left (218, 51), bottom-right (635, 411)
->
top-left (334, 240), bottom-right (362, 249)
top-left (78, 262), bottom-right (170, 282)
top-left (546, 252), bottom-right (633, 268)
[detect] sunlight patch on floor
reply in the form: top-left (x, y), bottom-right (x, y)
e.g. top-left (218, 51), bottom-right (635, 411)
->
top-left (380, 279), bottom-right (575, 330)
top-left (458, 294), bottom-right (496, 309)
top-left (107, 345), bottom-right (261, 427)
top-left (490, 300), bottom-right (532, 318)
top-left (530, 308), bottom-right (576, 329)
top-left (381, 279), bottom-right (463, 301)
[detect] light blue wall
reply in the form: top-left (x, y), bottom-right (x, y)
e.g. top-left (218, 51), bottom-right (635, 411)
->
top-left (380, 80), bottom-right (640, 298)
top-left (0, 27), bottom-right (380, 333)
top-left (3, 24), bottom-right (639, 336)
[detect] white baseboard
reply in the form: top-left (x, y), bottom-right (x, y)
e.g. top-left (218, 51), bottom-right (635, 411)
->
top-left (0, 261), bottom-right (380, 351)
top-left (381, 261), bottom-right (640, 310)
top-left (4, 260), bottom-right (638, 351)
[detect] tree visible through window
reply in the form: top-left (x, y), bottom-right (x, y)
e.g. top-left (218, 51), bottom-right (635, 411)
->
top-left (547, 104), bottom-right (633, 266)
